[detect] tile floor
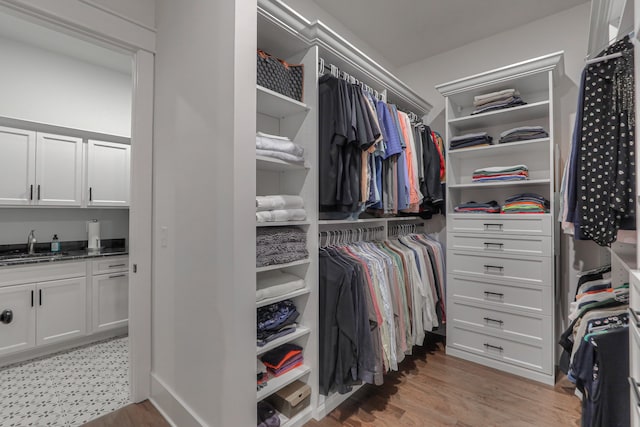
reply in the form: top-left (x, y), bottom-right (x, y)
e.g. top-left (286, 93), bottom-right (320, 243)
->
top-left (0, 336), bottom-right (130, 427)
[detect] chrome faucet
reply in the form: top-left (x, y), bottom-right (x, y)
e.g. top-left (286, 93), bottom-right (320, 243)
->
top-left (27, 230), bottom-right (36, 254)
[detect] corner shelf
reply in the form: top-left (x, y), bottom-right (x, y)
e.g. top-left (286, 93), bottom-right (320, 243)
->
top-left (256, 259), bottom-right (310, 273)
top-left (257, 155), bottom-right (310, 172)
top-left (257, 85), bottom-right (310, 119)
top-left (448, 100), bottom-right (550, 131)
top-left (257, 326), bottom-right (311, 355)
top-left (257, 365), bottom-right (311, 401)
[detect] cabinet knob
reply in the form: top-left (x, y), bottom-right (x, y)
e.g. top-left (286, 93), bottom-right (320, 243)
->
top-left (0, 309), bottom-right (13, 324)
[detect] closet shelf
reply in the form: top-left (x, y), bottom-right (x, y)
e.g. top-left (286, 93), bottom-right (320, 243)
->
top-left (278, 406), bottom-right (313, 427)
top-left (256, 85), bottom-right (310, 119)
top-left (257, 365), bottom-right (311, 401)
top-left (448, 100), bottom-right (550, 131)
top-left (256, 259), bottom-right (311, 273)
top-left (318, 216), bottom-right (423, 226)
top-left (256, 287), bottom-right (311, 309)
top-left (257, 155), bottom-right (310, 172)
top-left (257, 326), bottom-right (311, 356)
top-left (257, 221), bottom-right (311, 227)
top-left (449, 212), bottom-right (552, 220)
top-left (448, 138), bottom-right (550, 159)
top-left (609, 244), bottom-right (637, 272)
top-left (448, 178), bottom-right (551, 189)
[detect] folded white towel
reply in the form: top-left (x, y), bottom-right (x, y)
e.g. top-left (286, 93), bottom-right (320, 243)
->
top-left (256, 133), bottom-right (304, 157)
top-left (256, 209), bottom-right (307, 223)
top-left (473, 89), bottom-right (518, 106)
top-left (256, 270), bottom-right (306, 302)
top-left (256, 195), bottom-right (304, 212)
top-left (256, 149), bottom-right (304, 164)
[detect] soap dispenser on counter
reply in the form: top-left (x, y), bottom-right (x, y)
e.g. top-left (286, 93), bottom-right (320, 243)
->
top-left (51, 234), bottom-right (60, 253)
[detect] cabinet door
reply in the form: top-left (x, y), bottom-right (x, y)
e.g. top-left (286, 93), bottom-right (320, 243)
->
top-left (0, 284), bottom-right (36, 356)
top-left (36, 277), bottom-right (86, 346)
top-left (92, 272), bottom-right (129, 332)
top-left (0, 126), bottom-right (36, 206)
top-left (87, 140), bottom-right (130, 207)
top-left (35, 132), bottom-right (83, 206)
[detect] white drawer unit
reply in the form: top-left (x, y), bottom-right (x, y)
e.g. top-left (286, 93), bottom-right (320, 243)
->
top-left (91, 256), bottom-right (129, 275)
top-left (450, 276), bottom-right (551, 315)
top-left (449, 233), bottom-right (552, 257)
top-left (448, 215), bottom-right (552, 236)
top-left (448, 251), bottom-right (552, 286)
top-left (449, 301), bottom-right (549, 344)
top-left (448, 324), bottom-right (551, 374)
top-left (92, 271), bottom-right (129, 332)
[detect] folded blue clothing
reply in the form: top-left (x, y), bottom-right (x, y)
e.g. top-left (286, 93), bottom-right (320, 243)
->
top-left (257, 300), bottom-right (299, 332)
top-left (456, 200), bottom-right (500, 209)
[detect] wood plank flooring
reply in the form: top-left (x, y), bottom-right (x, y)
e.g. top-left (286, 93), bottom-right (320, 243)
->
top-left (82, 342), bottom-right (581, 427)
top-left (305, 341), bottom-right (581, 427)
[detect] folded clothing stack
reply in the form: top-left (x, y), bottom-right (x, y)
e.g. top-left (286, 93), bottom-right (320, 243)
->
top-left (256, 195), bottom-right (307, 223)
top-left (449, 132), bottom-right (493, 150)
top-left (256, 132), bottom-right (305, 164)
top-left (499, 126), bottom-right (549, 144)
top-left (257, 299), bottom-right (299, 347)
top-left (261, 343), bottom-right (304, 377)
top-left (257, 359), bottom-right (269, 390)
top-left (256, 226), bottom-right (308, 267)
top-left (257, 401), bottom-right (281, 427)
top-left (472, 88), bottom-right (526, 115)
top-left (502, 193), bottom-right (549, 213)
top-left (257, 270), bottom-right (305, 302)
top-left (454, 200), bottom-right (500, 213)
top-left (472, 164), bottom-right (529, 182)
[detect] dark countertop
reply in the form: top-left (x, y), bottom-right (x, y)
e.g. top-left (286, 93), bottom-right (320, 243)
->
top-left (0, 248), bottom-right (128, 267)
top-left (0, 238), bottom-right (128, 267)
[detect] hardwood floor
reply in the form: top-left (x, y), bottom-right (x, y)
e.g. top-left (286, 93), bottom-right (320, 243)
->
top-left (82, 342), bottom-right (581, 427)
top-left (305, 340), bottom-right (581, 427)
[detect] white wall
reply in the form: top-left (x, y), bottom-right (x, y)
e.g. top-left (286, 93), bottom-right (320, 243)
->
top-left (152, 0), bottom-right (256, 426)
top-left (0, 208), bottom-right (128, 245)
top-left (0, 36), bottom-right (132, 137)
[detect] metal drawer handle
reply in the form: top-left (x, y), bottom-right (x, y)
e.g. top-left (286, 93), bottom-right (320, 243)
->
top-left (629, 378), bottom-right (640, 407)
top-left (484, 291), bottom-right (504, 298)
top-left (484, 265), bottom-right (504, 273)
top-left (484, 317), bottom-right (504, 325)
top-left (109, 274), bottom-right (127, 279)
top-left (484, 242), bottom-right (504, 249)
top-left (484, 343), bottom-right (504, 352)
top-left (108, 264), bottom-right (127, 268)
top-left (629, 308), bottom-right (640, 328)
top-left (484, 223), bottom-right (503, 231)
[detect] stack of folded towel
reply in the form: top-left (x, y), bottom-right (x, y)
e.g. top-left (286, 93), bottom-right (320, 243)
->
top-left (261, 343), bottom-right (304, 377)
top-left (499, 126), bottom-right (549, 144)
top-left (472, 88), bottom-right (526, 115)
top-left (449, 132), bottom-right (493, 150)
top-left (502, 193), bottom-right (549, 213)
top-left (257, 299), bottom-right (299, 347)
top-left (256, 132), bottom-right (305, 164)
top-left (472, 164), bottom-right (529, 182)
top-left (256, 226), bottom-right (308, 267)
top-left (454, 200), bottom-right (501, 213)
top-left (256, 195), bottom-right (307, 223)
top-left (257, 270), bottom-right (305, 302)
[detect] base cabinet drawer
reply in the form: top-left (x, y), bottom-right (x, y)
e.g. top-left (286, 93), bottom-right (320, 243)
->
top-left (448, 325), bottom-right (551, 373)
top-left (91, 256), bottom-right (129, 275)
top-left (449, 234), bottom-right (552, 257)
top-left (448, 251), bottom-right (552, 286)
top-left (92, 272), bottom-right (129, 332)
top-left (449, 215), bottom-right (551, 236)
top-left (450, 301), bottom-right (549, 343)
top-left (450, 276), bottom-right (551, 314)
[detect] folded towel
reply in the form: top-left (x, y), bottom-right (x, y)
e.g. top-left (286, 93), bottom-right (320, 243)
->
top-left (257, 242), bottom-right (308, 258)
top-left (256, 195), bottom-right (304, 212)
top-left (256, 251), bottom-right (308, 267)
top-left (256, 132), bottom-right (304, 157)
top-left (256, 226), bottom-right (306, 246)
top-left (256, 149), bottom-right (304, 164)
top-left (474, 89), bottom-right (518, 106)
top-left (256, 209), bottom-right (307, 223)
top-left (256, 271), bottom-right (306, 302)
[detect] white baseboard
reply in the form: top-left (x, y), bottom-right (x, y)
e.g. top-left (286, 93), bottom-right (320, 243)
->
top-left (314, 384), bottom-right (363, 420)
top-left (150, 373), bottom-right (209, 427)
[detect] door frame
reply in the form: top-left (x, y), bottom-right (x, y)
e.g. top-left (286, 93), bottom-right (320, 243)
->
top-left (0, 0), bottom-right (155, 402)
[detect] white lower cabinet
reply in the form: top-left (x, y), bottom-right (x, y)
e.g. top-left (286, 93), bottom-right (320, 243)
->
top-left (0, 284), bottom-right (36, 356)
top-left (92, 272), bottom-right (128, 332)
top-left (36, 277), bottom-right (87, 346)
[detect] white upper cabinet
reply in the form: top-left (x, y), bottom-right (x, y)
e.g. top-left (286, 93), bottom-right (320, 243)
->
top-left (35, 133), bottom-right (83, 206)
top-left (87, 140), bottom-right (130, 207)
top-left (0, 126), bottom-right (36, 206)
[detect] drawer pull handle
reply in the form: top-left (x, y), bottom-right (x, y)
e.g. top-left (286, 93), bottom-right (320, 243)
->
top-left (629, 308), bottom-right (640, 328)
top-left (484, 343), bottom-right (504, 352)
top-left (484, 242), bottom-right (504, 250)
top-left (108, 264), bottom-right (127, 268)
top-left (484, 317), bottom-right (504, 325)
top-left (109, 274), bottom-right (127, 279)
top-left (484, 291), bottom-right (504, 298)
top-left (484, 223), bottom-right (503, 231)
top-left (629, 378), bottom-right (640, 407)
top-left (484, 265), bottom-right (504, 273)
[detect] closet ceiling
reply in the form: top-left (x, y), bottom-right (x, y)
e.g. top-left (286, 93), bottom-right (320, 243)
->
top-left (312, 0), bottom-right (590, 66)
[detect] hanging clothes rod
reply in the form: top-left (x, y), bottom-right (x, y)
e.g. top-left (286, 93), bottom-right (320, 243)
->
top-left (318, 226), bottom-right (384, 248)
top-left (585, 30), bottom-right (635, 63)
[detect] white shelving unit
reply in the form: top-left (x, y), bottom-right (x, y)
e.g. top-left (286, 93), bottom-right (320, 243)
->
top-left (437, 52), bottom-right (564, 386)
top-left (257, 365), bottom-right (312, 401)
